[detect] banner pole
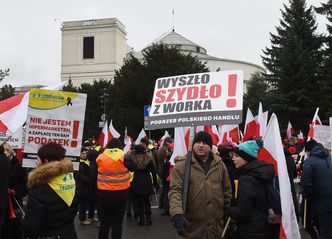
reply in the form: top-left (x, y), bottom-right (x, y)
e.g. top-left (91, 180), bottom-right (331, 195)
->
top-left (182, 126), bottom-right (195, 214)
top-left (303, 199), bottom-right (307, 229)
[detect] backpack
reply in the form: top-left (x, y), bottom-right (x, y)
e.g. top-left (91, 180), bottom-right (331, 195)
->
top-left (265, 176), bottom-right (282, 223)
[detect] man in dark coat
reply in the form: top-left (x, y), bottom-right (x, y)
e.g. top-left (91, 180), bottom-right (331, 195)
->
top-left (302, 140), bottom-right (332, 239)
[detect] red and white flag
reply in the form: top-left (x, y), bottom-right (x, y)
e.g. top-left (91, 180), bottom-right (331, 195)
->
top-left (256, 102), bottom-right (267, 137)
top-left (307, 108), bottom-right (320, 140)
top-left (258, 114), bottom-right (300, 239)
top-left (170, 127), bottom-right (189, 165)
top-left (123, 127), bottom-right (133, 154)
top-left (0, 81), bottom-right (68, 135)
top-left (108, 120), bottom-right (120, 140)
top-left (297, 131), bottom-right (304, 140)
top-left (219, 124), bottom-right (240, 143)
top-left (286, 121), bottom-right (295, 140)
top-left (243, 108), bottom-right (258, 141)
top-left (158, 130), bottom-right (170, 147)
top-left (98, 121), bottom-right (109, 147)
top-left (134, 128), bottom-right (147, 145)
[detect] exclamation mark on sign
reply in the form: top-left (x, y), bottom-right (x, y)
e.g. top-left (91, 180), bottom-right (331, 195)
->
top-left (71, 121), bottom-right (79, 148)
top-left (226, 74), bottom-right (237, 108)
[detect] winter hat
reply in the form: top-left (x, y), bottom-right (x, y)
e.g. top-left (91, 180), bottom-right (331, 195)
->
top-left (132, 145), bottom-right (146, 155)
top-left (193, 131), bottom-right (213, 149)
top-left (234, 139), bottom-right (264, 161)
top-left (304, 139), bottom-right (317, 152)
top-left (218, 142), bottom-right (235, 157)
top-left (107, 138), bottom-right (123, 150)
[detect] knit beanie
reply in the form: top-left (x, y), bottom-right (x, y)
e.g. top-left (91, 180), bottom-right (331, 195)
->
top-left (234, 139), bottom-right (264, 161)
top-left (304, 139), bottom-right (317, 152)
top-left (193, 131), bottom-right (213, 149)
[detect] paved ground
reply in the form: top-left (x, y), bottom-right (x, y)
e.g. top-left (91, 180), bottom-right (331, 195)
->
top-left (75, 206), bottom-right (176, 239)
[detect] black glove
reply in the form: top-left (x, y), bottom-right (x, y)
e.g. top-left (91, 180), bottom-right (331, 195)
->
top-left (171, 214), bottom-right (188, 236)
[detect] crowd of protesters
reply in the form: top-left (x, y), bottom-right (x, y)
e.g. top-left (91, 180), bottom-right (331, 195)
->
top-left (0, 130), bottom-right (331, 239)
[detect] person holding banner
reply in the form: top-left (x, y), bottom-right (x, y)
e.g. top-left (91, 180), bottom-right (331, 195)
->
top-left (302, 140), bottom-right (332, 239)
top-left (169, 131), bottom-right (232, 239)
top-left (229, 139), bottom-right (276, 239)
top-left (23, 142), bottom-right (78, 239)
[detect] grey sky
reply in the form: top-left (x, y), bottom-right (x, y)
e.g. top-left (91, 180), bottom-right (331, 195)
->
top-left (0, 0), bottom-right (327, 87)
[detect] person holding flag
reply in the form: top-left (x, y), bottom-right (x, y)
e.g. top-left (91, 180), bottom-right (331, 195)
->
top-left (229, 139), bottom-right (277, 239)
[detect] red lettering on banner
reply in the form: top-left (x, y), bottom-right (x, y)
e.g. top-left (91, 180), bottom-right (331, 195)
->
top-left (210, 85), bottom-right (222, 98)
top-left (187, 87), bottom-right (198, 100)
top-left (71, 121), bottom-right (79, 148)
top-left (27, 136), bottom-right (70, 147)
top-left (155, 90), bottom-right (166, 103)
top-left (226, 74), bottom-right (237, 108)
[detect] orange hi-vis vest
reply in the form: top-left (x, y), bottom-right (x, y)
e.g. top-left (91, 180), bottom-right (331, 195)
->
top-left (96, 148), bottom-right (130, 191)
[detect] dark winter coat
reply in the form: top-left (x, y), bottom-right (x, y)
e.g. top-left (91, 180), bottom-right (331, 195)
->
top-left (125, 153), bottom-right (158, 195)
top-left (229, 160), bottom-right (276, 239)
top-left (23, 159), bottom-right (78, 239)
top-left (169, 153), bottom-right (232, 239)
top-left (75, 159), bottom-right (91, 197)
top-left (9, 156), bottom-right (28, 204)
top-left (302, 145), bottom-right (332, 215)
top-left (0, 151), bottom-right (10, 225)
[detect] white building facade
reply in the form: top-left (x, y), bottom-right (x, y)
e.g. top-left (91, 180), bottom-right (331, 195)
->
top-left (60, 18), bottom-right (265, 90)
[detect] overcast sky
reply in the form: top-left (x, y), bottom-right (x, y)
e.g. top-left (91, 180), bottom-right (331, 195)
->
top-left (0, 0), bottom-right (327, 87)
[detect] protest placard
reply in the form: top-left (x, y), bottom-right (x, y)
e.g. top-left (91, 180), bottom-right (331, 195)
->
top-left (0, 126), bottom-right (23, 149)
top-left (145, 71), bottom-right (244, 130)
top-left (314, 124), bottom-right (331, 150)
top-left (23, 88), bottom-right (87, 168)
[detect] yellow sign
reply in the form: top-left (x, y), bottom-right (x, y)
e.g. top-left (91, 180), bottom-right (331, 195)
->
top-left (29, 88), bottom-right (78, 110)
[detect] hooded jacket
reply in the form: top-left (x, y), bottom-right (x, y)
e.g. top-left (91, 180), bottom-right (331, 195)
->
top-left (23, 159), bottom-right (78, 239)
top-left (229, 160), bottom-right (275, 239)
top-left (303, 145), bottom-right (332, 214)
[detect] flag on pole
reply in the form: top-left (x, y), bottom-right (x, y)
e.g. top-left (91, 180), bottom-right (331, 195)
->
top-left (134, 128), bottom-right (147, 145)
top-left (307, 108), bottom-right (320, 140)
top-left (123, 127), bottom-right (133, 154)
top-left (256, 102), bottom-right (267, 137)
top-left (258, 114), bottom-right (301, 239)
top-left (243, 108), bottom-right (258, 141)
top-left (98, 121), bottom-right (108, 147)
top-left (108, 120), bottom-right (120, 140)
top-left (0, 81), bottom-right (68, 135)
top-left (170, 127), bottom-right (189, 165)
top-left (286, 121), bottom-right (295, 140)
top-left (158, 130), bottom-right (170, 147)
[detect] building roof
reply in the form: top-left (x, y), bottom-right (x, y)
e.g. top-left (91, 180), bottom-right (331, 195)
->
top-left (143, 30), bottom-right (207, 54)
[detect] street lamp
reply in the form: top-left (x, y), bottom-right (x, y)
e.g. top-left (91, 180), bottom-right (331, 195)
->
top-left (100, 88), bottom-right (109, 122)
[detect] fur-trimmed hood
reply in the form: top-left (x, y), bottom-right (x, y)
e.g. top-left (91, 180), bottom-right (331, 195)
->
top-left (27, 158), bottom-right (74, 188)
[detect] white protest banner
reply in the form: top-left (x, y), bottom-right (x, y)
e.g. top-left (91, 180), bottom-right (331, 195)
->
top-left (145, 71), bottom-right (244, 129)
top-left (313, 124), bottom-right (331, 150)
top-left (0, 126), bottom-right (23, 149)
top-left (23, 89), bottom-right (87, 168)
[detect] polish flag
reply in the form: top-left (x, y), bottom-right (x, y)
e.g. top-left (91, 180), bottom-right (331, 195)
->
top-left (0, 81), bottom-right (68, 135)
top-left (134, 128), bottom-right (147, 145)
top-left (219, 125), bottom-right (239, 143)
top-left (204, 125), bottom-right (219, 146)
top-left (258, 114), bottom-right (300, 239)
top-left (256, 102), bottom-right (267, 137)
top-left (211, 125), bottom-right (221, 144)
top-left (158, 130), bottom-right (170, 147)
top-left (170, 127), bottom-right (190, 165)
top-left (98, 121), bottom-right (108, 147)
top-left (123, 127), bottom-right (133, 154)
top-left (297, 131), bottom-right (304, 140)
top-left (108, 120), bottom-right (120, 140)
top-left (286, 121), bottom-right (295, 140)
top-left (307, 108), bottom-right (320, 140)
top-left (243, 108), bottom-right (258, 141)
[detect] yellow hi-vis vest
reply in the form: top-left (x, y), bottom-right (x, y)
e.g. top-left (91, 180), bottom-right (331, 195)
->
top-left (96, 148), bottom-right (130, 191)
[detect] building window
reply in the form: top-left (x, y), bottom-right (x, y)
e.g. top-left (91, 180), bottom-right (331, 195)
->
top-left (83, 36), bottom-right (94, 59)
